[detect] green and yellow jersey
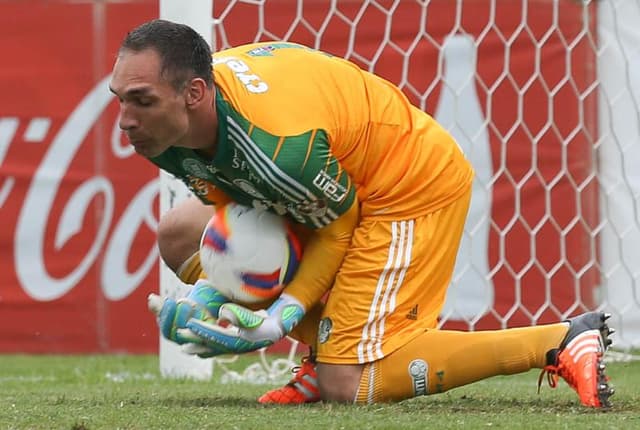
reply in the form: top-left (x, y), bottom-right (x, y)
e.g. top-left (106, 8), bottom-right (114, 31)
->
top-left (150, 42), bottom-right (474, 309)
top-left (152, 41), bottom-right (473, 227)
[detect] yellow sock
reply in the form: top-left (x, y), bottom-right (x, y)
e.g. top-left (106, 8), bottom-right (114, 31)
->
top-left (355, 323), bottom-right (569, 403)
top-left (176, 252), bottom-right (206, 284)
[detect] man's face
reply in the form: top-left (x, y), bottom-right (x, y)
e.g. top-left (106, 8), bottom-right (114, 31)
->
top-left (109, 48), bottom-right (189, 158)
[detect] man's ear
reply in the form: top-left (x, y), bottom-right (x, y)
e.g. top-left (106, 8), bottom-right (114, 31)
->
top-left (185, 78), bottom-right (208, 108)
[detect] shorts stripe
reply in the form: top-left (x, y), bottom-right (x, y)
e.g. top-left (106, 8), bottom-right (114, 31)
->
top-left (356, 220), bottom-right (414, 363)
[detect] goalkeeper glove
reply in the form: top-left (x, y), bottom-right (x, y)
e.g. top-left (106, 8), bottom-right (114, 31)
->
top-left (181, 293), bottom-right (305, 357)
top-left (148, 279), bottom-right (229, 345)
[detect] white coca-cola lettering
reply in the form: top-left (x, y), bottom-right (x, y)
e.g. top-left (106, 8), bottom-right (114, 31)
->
top-left (15, 76), bottom-right (158, 301)
top-left (102, 179), bottom-right (159, 300)
top-left (0, 177), bottom-right (14, 209)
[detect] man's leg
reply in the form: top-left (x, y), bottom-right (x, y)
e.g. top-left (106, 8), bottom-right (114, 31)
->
top-left (313, 188), bottom-right (614, 408)
top-left (157, 196), bottom-right (214, 278)
top-left (349, 321), bottom-right (568, 402)
top-left (315, 190), bottom-right (473, 395)
top-left (316, 321), bottom-right (567, 402)
top-left (315, 312), bottom-right (613, 408)
top-left (352, 312), bottom-right (613, 407)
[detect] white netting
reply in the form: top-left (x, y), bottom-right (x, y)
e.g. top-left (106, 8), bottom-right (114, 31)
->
top-left (213, 339), bottom-right (300, 384)
top-left (161, 0), bottom-right (640, 381)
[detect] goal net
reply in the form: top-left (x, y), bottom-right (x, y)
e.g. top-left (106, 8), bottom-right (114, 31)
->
top-left (159, 0), bottom-right (640, 381)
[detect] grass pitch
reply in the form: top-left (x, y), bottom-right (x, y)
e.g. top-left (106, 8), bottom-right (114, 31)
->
top-left (0, 354), bottom-right (638, 429)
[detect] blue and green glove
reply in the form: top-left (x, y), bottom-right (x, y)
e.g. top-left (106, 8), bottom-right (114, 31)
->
top-left (180, 293), bottom-right (305, 357)
top-left (148, 279), bottom-right (229, 345)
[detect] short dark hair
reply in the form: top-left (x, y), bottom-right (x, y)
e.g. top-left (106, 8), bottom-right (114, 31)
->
top-left (119, 19), bottom-right (213, 91)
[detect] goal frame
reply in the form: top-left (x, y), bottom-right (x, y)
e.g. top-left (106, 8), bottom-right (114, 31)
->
top-left (158, 0), bottom-right (640, 380)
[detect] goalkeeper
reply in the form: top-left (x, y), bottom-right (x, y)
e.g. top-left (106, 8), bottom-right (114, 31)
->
top-left (110, 19), bottom-right (615, 408)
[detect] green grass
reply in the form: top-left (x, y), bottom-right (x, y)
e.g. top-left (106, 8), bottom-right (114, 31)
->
top-left (0, 354), bottom-right (638, 430)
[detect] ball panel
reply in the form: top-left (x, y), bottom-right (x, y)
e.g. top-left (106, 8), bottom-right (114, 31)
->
top-left (241, 269), bottom-right (282, 289)
top-left (199, 203), bottom-right (302, 304)
top-left (201, 205), bottom-right (231, 253)
top-left (281, 226), bottom-right (303, 284)
top-left (202, 225), bottom-right (227, 253)
top-left (240, 284), bottom-right (285, 301)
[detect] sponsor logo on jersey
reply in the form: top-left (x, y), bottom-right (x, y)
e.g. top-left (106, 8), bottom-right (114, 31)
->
top-left (251, 199), bottom-right (288, 215)
top-left (313, 170), bottom-right (348, 202)
top-left (296, 199), bottom-right (328, 217)
top-left (408, 359), bottom-right (429, 396)
top-left (185, 175), bottom-right (211, 198)
top-left (246, 42), bottom-right (306, 57)
top-left (206, 164), bottom-right (221, 175)
top-left (230, 149), bottom-right (265, 185)
top-left (246, 45), bottom-right (278, 57)
top-left (233, 179), bottom-right (266, 199)
top-left (245, 43), bottom-right (330, 58)
top-left (212, 56), bottom-right (268, 94)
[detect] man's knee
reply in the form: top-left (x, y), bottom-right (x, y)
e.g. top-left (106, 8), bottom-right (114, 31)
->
top-left (157, 197), bottom-right (214, 272)
top-left (316, 363), bottom-right (363, 403)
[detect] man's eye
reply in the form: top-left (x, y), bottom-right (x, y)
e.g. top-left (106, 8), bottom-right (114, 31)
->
top-left (137, 99), bottom-right (153, 107)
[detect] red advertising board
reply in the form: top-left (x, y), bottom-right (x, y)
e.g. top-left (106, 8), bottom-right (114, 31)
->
top-left (0, 0), bottom-right (597, 353)
top-left (0, 1), bottom-right (160, 352)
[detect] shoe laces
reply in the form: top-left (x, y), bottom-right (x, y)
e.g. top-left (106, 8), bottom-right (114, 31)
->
top-left (537, 362), bottom-right (568, 393)
top-left (288, 356), bottom-right (316, 383)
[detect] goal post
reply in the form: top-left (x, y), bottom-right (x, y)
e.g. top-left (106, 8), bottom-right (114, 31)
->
top-left (158, 0), bottom-right (214, 379)
top-left (157, 0), bottom-right (640, 380)
top-left (158, 0), bottom-right (303, 382)
top-left (596, 0), bottom-right (640, 350)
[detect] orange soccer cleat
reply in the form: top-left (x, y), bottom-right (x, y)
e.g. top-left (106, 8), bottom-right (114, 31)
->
top-left (258, 357), bottom-right (321, 404)
top-left (538, 312), bottom-right (616, 408)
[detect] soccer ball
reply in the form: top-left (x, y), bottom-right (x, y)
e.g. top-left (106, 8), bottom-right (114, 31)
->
top-left (199, 202), bottom-right (302, 304)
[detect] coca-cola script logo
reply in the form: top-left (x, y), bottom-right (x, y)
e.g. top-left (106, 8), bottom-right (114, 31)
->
top-left (11, 76), bottom-right (161, 301)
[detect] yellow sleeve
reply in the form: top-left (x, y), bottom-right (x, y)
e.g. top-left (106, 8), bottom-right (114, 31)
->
top-left (282, 198), bottom-right (359, 311)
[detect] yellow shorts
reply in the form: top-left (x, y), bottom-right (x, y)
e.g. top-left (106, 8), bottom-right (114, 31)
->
top-left (316, 187), bottom-right (472, 364)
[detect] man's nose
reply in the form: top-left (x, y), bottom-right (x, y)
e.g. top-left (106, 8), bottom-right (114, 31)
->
top-left (118, 106), bottom-right (139, 130)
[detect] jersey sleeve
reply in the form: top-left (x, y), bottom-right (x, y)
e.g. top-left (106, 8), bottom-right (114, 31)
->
top-left (247, 123), bottom-right (358, 230)
top-left (283, 197), bottom-right (359, 311)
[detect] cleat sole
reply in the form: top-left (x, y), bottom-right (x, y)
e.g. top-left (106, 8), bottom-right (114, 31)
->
top-left (595, 356), bottom-right (614, 408)
top-left (546, 312), bottom-right (617, 409)
top-left (597, 313), bottom-right (615, 408)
